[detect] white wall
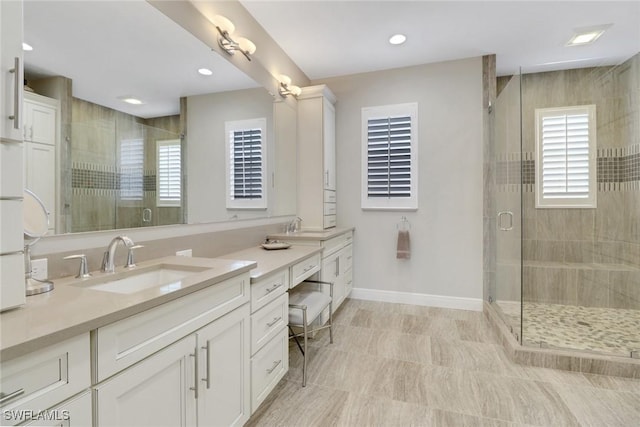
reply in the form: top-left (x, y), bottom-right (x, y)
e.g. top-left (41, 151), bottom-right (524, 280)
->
top-left (316, 57), bottom-right (484, 302)
top-left (187, 87), bottom-right (274, 223)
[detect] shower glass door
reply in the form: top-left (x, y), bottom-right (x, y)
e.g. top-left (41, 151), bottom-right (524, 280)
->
top-left (493, 72), bottom-right (523, 342)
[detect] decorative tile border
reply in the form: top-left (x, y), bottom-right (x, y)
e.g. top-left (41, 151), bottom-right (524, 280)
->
top-left (497, 144), bottom-right (640, 192)
top-left (72, 162), bottom-right (157, 193)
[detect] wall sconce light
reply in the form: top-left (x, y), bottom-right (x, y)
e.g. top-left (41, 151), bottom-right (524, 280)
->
top-left (279, 74), bottom-right (302, 98)
top-left (213, 14), bottom-right (256, 61)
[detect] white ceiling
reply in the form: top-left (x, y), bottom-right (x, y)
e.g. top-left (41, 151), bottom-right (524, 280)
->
top-left (22, 1), bottom-right (640, 119)
top-left (241, 0), bottom-right (640, 79)
top-left (23, 0), bottom-right (260, 118)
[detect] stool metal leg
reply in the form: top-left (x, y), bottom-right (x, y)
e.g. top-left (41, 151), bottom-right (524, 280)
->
top-left (329, 300), bottom-right (334, 344)
top-left (302, 306), bottom-right (308, 387)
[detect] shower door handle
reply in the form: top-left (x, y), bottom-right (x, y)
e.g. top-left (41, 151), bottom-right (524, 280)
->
top-left (142, 208), bottom-right (152, 223)
top-left (497, 211), bottom-right (513, 231)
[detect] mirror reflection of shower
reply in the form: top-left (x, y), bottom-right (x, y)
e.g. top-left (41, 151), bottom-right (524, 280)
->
top-left (24, 189), bottom-right (54, 295)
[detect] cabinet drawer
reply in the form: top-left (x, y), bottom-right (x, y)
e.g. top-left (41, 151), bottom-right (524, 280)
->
top-left (0, 334), bottom-right (90, 424)
top-left (251, 328), bottom-right (288, 413)
top-left (0, 140), bottom-right (23, 198)
top-left (290, 253), bottom-right (321, 287)
top-left (250, 270), bottom-right (288, 313)
top-left (324, 189), bottom-right (336, 203)
top-left (323, 215), bottom-right (336, 229)
top-left (0, 252), bottom-right (25, 311)
top-left (0, 200), bottom-right (23, 253)
top-left (345, 268), bottom-right (353, 296)
top-left (323, 202), bottom-right (336, 215)
top-left (96, 273), bottom-right (249, 382)
top-left (323, 233), bottom-right (348, 256)
top-left (251, 293), bottom-right (288, 355)
top-left (343, 245), bottom-right (353, 272)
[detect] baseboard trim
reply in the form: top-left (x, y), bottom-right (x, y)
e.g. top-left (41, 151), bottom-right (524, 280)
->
top-left (350, 288), bottom-right (483, 312)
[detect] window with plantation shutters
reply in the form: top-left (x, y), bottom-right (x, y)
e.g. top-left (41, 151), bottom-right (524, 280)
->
top-left (225, 118), bottom-right (267, 209)
top-left (535, 105), bottom-right (596, 208)
top-left (157, 139), bottom-right (181, 207)
top-left (119, 138), bottom-right (144, 201)
top-left (361, 103), bottom-right (418, 210)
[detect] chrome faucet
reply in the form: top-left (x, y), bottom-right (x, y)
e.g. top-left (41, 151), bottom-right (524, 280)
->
top-left (101, 235), bottom-right (135, 273)
top-left (287, 217), bottom-right (302, 233)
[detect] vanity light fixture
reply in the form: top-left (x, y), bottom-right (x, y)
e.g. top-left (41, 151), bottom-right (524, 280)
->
top-left (278, 74), bottom-right (302, 98)
top-left (566, 25), bottom-right (611, 46)
top-left (389, 34), bottom-right (407, 45)
top-left (213, 14), bottom-right (256, 61)
top-left (198, 68), bottom-right (213, 76)
top-left (22, 42), bottom-right (33, 51)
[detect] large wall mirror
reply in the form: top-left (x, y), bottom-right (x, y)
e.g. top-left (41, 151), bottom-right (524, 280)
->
top-left (23, 0), bottom-right (297, 235)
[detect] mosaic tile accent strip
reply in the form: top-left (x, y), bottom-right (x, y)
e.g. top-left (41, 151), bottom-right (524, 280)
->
top-left (72, 162), bottom-right (157, 192)
top-left (499, 144), bottom-right (640, 192)
top-left (497, 300), bottom-right (640, 358)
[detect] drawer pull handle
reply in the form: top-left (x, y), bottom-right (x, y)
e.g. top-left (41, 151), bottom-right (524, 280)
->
top-left (0, 388), bottom-right (25, 405)
top-left (201, 341), bottom-right (211, 389)
top-left (266, 316), bottom-right (282, 327)
top-left (266, 359), bottom-right (282, 374)
top-left (265, 283), bottom-right (282, 294)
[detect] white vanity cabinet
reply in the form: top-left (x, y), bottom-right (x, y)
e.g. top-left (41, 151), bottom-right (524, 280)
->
top-left (93, 272), bottom-right (252, 427)
top-left (0, 0), bottom-right (25, 312)
top-left (0, 334), bottom-right (91, 426)
top-left (249, 271), bottom-right (289, 413)
top-left (22, 391), bottom-right (92, 427)
top-left (297, 85), bottom-right (337, 230)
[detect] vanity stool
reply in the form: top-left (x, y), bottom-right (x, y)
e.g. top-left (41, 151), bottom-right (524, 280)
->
top-left (288, 280), bottom-right (334, 387)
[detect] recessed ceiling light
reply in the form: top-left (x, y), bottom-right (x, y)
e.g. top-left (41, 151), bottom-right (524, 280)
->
top-left (121, 97), bottom-right (143, 105)
top-left (389, 34), bottom-right (407, 45)
top-left (22, 42), bottom-right (33, 51)
top-left (198, 68), bottom-right (213, 76)
top-left (566, 25), bottom-right (611, 46)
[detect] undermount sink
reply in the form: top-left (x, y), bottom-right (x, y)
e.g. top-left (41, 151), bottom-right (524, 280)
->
top-left (70, 264), bottom-right (209, 294)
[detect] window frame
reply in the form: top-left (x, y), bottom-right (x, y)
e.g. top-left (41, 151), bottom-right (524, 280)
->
top-left (361, 102), bottom-right (418, 211)
top-left (156, 138), bottom-right (182, 207)
top-left (535, 104), bottom-right (597, 209)
top-left (224, 118), bottom-right (268, 210)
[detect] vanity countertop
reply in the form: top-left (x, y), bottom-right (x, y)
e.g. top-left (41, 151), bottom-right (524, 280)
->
top-left (267, 227), bottom-right (354, 242)
top-left (0, 256), bottom-right (256, 361)
top-left (219, 245), bottom-right (322, 282)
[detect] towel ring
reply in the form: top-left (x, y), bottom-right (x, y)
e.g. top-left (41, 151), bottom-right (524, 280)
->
top-left (397, 216), bottom-right (411, 230)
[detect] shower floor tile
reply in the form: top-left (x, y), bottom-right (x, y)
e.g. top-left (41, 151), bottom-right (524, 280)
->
top-left (497, 301), bottom-right (640, 357)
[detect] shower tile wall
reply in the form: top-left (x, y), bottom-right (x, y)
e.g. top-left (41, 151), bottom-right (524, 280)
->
top-left (519, 53), bottom-right (640, 310)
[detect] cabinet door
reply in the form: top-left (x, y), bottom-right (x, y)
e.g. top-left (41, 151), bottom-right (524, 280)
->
top-left (322, 98), bottom-right (336, 191)
top-left (94, 335), bottom-right (197, 427)
top-left (0, 0), bottom-right (23, 142)
top-left (25, 141), bottom-right (55, 232)
top-left (22, 390), bottom-right (92, 427)
top-left (319, 251), bottom-right (343, 322)
top-left (196, 304), bottom-right (250, 427)
top-left (24, 100), bottom-right (56, 145)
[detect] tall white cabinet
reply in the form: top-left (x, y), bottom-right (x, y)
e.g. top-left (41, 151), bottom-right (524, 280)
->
top-left (0, 0), bottom-right (25, 311)
top-left (23, 92), bottom-right (58, 234)
top-left (297, 85), bottom-right (337, 230)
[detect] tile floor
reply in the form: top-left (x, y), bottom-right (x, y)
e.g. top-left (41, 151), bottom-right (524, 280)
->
top-left (247, 298), bottom-right (640, 427)
top-left (497, 301), bottom-right (640, 357)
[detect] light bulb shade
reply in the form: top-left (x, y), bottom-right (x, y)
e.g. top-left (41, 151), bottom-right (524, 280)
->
top-left (213, 15), bottom-right (235, 35)
top-left (237, 37), bottom-right (256, 55)
top-left (279, 74), bottom-right (292, 86)
top-left (290, 85), bottom-right (302, 97)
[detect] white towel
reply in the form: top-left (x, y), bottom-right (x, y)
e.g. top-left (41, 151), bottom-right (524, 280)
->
top-left (397, 230), bottom-right (410, 259)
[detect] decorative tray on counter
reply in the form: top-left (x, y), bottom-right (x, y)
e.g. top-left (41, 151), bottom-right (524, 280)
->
top-left (261, 239), bottom-right (291, 250)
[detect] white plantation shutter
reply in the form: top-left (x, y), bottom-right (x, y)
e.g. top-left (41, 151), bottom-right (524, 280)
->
top-left (535, 105), bottom-right (596, 208)
top-left (225, 118), bottom-right (267, 209)
top-left (120, 138), bottom-right (144, 201)
top-left (157, 139), bottom-right (181, 206)
top-left (362, 103), bottom-right (418, 210)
